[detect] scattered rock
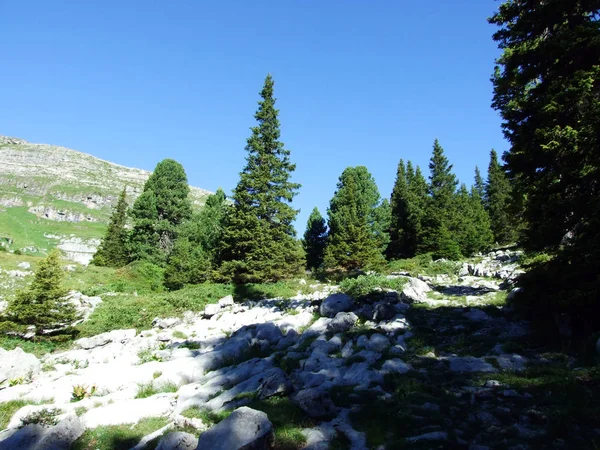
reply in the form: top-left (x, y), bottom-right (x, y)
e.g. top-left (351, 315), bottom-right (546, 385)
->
top-left (447, 356), bottom-right (498, 373)
top-left (0, 347), bottom-right (41, 384)
top-left (381, 358), bottom-right (411, 374)
top-left (320, 293), bottom-right (352, 318)
top-left (203, 303), bottom-right (221, 318)
top-left (400, 277), bottom-right (431, 303)
top-left (74, 329), bottom-right (136, 350)
top-left (152, 317), bottom-right (181, 329)
top-left (326, 312), bottom-right (358, 333)
top-left (17, 262), bottom-right (31, 270)
top-left (156, 431), bottom-right (198, 450)
top-left (218, 295), bottom-right (235, 308)
top-left (195, 407), bottom-right (273, 450)
top-left (373, 302), bottom-right (396, 321)
top-left (294, 388), bottom-right (338, 419)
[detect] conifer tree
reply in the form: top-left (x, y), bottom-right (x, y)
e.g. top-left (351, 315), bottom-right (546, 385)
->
top-left (452, 184), bottom-right (493, 256)
top-left (420, 139), bottom-right (461, 258)
top-left (486, 149), bottom-right (518, 245)
top-left (303, 207), bottom-right (328, 270)
top-left (0, 249), bottom-right (78, 336)
top-left (474, 166), bottom-right (486, 204)
top-left (388, 160), bottom-right (410, 259)
top-left (405, 164), bottom-right (429, 257)
top-left (218, 75), bottom-right (303, 282)
top-left (91, 188), bottom-right (129, 267)
top-left (129, 159), bottom-right (192, 265)
top-left (164, 189), bottom-right (228, 290)
top-left (324, 166), bottom-right (386, 270)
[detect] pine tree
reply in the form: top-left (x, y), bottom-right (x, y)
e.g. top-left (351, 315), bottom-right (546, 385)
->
top-left (452, 184), bottom-right (493, 256)
top-left (0, 249), bottom-right (78, 336)
top-left (474, 166), bottom-right (486, 204)
top-left (91, 188), bottom-right (129, 267)
top-left (324, 166), bottom-right (386, 270)
top-left (303, 207), bottom-right (328, 270)
top-left (490, 0), bottom-right (600, 337)
top-left (405, 164), bottom-right (429, 257)
top-left (218, 75), bottom-right (303, 282)
top-left (420, 139), bottom-right (460, 258)
top-left (129, 159), bottom-right (192, 265)
top-left (164, 188), bottom-right (228, 290)
top-left (388, 160), bottom-right (410, 259)
top-left (486, 149), bottom-right (518, 245)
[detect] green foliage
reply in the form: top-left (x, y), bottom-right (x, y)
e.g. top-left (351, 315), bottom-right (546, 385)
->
top-left (128, 159), bottom-right (192, 265)
top-left (451, 184), bottom-right (493, 256)
top-left (219, 75), bottom-right (303, 283)
top-left (91, 188), bottom-right (129, 267)
top-left (0, 249), bottom-right (79, 335)
top-left (303, 207), bottom-right (328, 270)
top-left (164, 188), bottom-right (228, 290)
top-left (21, 408), bottom-right (60, 427)
top-left (324, 166), bottom-right (387, 271)
top-left (339, 274), bottom-right (406, 300)
top-left (473, 166), bottom-right (485, 201)
top-left (72, 417), bottom-right (170, 450)
top-left (490, 0), bottom-right (600, 340)
top-left (0, 400), bottom-right (29, 429)
top-left (71, 384), bottom-right (97, 402)
top-left (486, 149), bottom-right (518, 245)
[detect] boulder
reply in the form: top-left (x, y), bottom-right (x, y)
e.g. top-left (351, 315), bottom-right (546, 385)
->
top-left (74, 329), bottom-right (136, 350)
top-left (157, 432), bottom-right (198, 450)
top-left (195, 407), bottom-right (273, 450)
top-left (0, 415), bottom-right (84, 450)
top-left (373, 303), bottom-right (396, 322)
top-left (17, 262), bottom-right (31, 270)
top-left (381, 358), bottom-right (411, 374)
top-left (319, 294), bottom-right (352, 318)
top-left (447, 356), bottom-right (497, 373)
top-left (218, 295), bottom-right (235, 308)
top-left (294, 388), bottom-right (337, 419)
top-left (203, 304), bottom-right (221, 318)
top-left (152, 317), bottom-right (182, 329)
top-left (400, 278), bottom-right (431, 304)
top-left (0, 347), bottom-right (41, 384)
top-left (365, 334), bottom-right (390, 353)
top-left (326, 312), bottom-right (358, 333)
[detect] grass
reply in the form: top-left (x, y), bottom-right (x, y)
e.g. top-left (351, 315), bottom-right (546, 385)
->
top-left (181, 407), bottom-right (231, 424)
top-left (339, 274), bottom-right (406, 300)
top-left (135, 382), bottom-right (178, 399)
top-left (386, 253), bottom-right (461, 277)
top-left (0, 400), bottom-right (30, 429)
top-left (248, 396), bottom-right (314, 450)
top-left (71, 417), bottom-right (170, 450)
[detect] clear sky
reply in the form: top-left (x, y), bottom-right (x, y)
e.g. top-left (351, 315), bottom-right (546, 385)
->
top-left (0, 1), bottom-right (506, 230)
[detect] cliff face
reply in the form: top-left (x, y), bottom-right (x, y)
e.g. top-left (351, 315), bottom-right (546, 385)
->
top-left (0, 135), bottom-right (212, 263)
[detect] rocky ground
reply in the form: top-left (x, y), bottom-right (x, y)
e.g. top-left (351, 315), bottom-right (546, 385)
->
top-left (0, 250), bottom-right (599, 449)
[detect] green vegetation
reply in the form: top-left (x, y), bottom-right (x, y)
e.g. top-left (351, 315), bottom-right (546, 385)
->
top-left (91, 188), bottom-right (129, 267)
top-left (485, 149), bottom-right (518, 245)
top-left (339, 274), bottom-right (405, 300)
top-left (0, 400), bottom-right (30, 429)
top-left (218, 75), bottom-right (304, 283)
top-left (303, 207), bottom-right (328, 271)
top-left (72, 417), bottom-right (170, 450)
top-left (490, 0), bottom-right (600, 341)
top-left (0, 249), bottom-right (78, 336)
top-left (324, 166), bottom-right (389, 271)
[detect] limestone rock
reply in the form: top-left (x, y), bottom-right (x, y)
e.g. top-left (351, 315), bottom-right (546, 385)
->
top-left (203, 303), bottom-right (221, 318)
top-left (0, 347), bottom-right (41, 384)
top-left (218, 295), bottom-right (235, 308)
top-left (326, 312), bottom-right (358, 333)
top-left (294, 388), bottom-right (337, 419)
top-left (157, 432), bottom-right (198, 450)
top-left (74, 329), bottom-right (136, 350)
top-left (195, 407), bottom-right (273, 450)
top-left (400, 277), bottom-right (431, 304)
top-left (319, 293), bottom-right (352, 318)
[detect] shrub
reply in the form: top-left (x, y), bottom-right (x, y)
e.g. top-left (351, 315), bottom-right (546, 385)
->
top-left (339, 274), bottom-right (406, 300)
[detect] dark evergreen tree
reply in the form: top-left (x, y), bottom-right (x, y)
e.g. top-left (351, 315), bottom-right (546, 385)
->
top-left (303, 207), bottom-right (328, 270)
top-left (474, 166), bottom-right (486, 204)
top-left (91, 188), bottom-right (129, 267)
top-left (388, 160), bottom-right (410, 259)
top-left (218, 75), bottom-right (303, 282)
top-left (420, 139), bottom-right (461, 259)
top-left (324, 166), bottom-right (386, 270)
top-left (490, 0), bottom-right (600, 338)
top-left (486, 149), bottom-right (518, 245)
top-left (452, 184), bottom-right (493, 256)
top-left (128, 159), bottom-right (192, 265)
top-left (164, 189), bottom-right (228, 290)
top-left (0, 249), bottom-right (78, 336)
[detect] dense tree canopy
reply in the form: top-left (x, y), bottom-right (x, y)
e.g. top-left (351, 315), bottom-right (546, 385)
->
top-left (303, 207), bottom-right (328, 271)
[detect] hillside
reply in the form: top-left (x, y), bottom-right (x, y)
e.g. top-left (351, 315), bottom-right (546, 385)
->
top-left (0, 135), bottom-right (211, 263)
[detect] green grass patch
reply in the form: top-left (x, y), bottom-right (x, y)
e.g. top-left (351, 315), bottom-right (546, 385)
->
top-left (0, 400), bottom-right (30, 429)
top-left (181, 407), bottom-right (230, 424)
top-left (71, 417), bottom-right (170, 450)
top-left (339, 274), bottom-right (406, 300)
top-left (386, 253), bottom-right (460, 277)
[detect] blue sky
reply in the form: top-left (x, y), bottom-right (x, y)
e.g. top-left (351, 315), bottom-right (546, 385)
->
top-left (0, 1), bottom-right (506, 230)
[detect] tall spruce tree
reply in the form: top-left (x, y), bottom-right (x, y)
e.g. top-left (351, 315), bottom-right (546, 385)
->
top-left (452, 184), bottom-right (493, 256)
top-left (303, 207), bottom-right (328, 270)
top-left (324, 166), bottom-right (386, 270)
top-left (91, 188), bottom-right (129, 267)
top-left (218, 75), bottom-right (303, 282)
top-left (490, 0), bottom-right (600, 337)
top-left (420, 139), bottom-right (461, 259)
top-left (486, 149), bottom-right (518, 245)
top-left (0, 249), bottom-right (78, 336)
top-left (128, 159), bottom-right (192, 265)
top-left (388, 160), bottom-right (410, 259)
top-left (164, 188), bottom-right (228, 290)
top-left (474, 166), bottom-right (486, 204)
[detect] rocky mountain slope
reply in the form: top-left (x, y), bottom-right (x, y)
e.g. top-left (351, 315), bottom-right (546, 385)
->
top-left (1, 250), bottom-right (597, 449)
top-left (0, 135), bottom-right (211, 263)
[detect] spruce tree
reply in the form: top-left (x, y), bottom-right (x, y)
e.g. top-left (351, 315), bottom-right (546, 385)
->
top-left (420, 139), bottom-right (460, 258)
top-left (474, 166), bottom-right (486, 204)
top-left (486, 149), bottom-right (518, 245)
top-left (0, 249), bottom-right (78, 336)
top-left (490, 0), bottom-right (600, 337)
top-left (91, 188), bottom-right (129, 267)
top-left (129, 159), bottom-right (192, 265)
top-left (388, 160), bottom-right (410, 259)
top-left (164, 188), bottom-right (228, 290)
top-left (324, 166), bottom-right (386, 270)
top-left (452, 184), bottom-right (493, 256)
top-left (218, 75), bottom-right (303, 282)
top-left (303, 207), bottom-right (328, 270)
